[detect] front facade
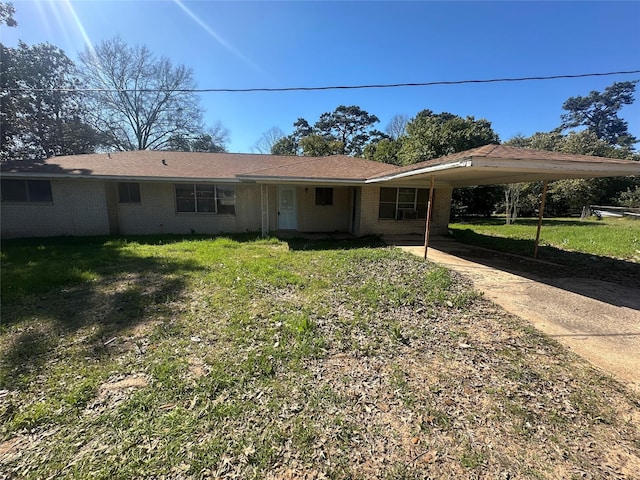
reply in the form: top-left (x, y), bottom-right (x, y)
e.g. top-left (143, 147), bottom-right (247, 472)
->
top-left (0, 152), bottom-right (451, 239)
top-left (3, 145), bottom-right (637, 240)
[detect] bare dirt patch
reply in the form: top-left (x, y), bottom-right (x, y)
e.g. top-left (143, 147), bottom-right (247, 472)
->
top-left (100, 374), bottom-right (148, 391)
top-left (84, 374), bottom-right (149, 415)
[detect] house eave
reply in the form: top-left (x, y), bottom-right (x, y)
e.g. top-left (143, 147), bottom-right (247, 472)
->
top-left (237, 175), bottom-right (368, 185)
top-left (366, 156), bottom-right (639, 188)
top-left (0, 172), bottom-right (239, 183)
top-left (366, 160), bottom-right (473, 183)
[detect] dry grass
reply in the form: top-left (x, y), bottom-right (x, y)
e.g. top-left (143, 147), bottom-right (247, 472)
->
top-left (1, 235), bottom-right (639, 479)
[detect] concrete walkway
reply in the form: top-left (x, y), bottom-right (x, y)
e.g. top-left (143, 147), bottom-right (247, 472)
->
top-left (388, 236), bottom-right (640, 393)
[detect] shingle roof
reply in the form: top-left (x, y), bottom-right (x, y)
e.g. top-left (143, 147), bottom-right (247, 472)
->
top-left (384, 144), bottom-right (638, 177)
top-left (1, 145), bottom-right (637, 187)
top-left (368, 144), bottom-right (640, 187)
top-left (236, 155), bottom-right (396, 181)
top-left (0, 151), bottom-right (397, 183)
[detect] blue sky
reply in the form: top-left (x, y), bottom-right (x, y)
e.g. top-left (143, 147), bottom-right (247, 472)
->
top-left (3, 0), bottom-right (640, 153)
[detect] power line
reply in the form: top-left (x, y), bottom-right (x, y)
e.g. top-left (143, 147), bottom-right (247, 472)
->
top-left (5, 69), bottom-right (640, 93)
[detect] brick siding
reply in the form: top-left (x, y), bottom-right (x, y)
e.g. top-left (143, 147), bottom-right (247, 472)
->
top-left (296, 186), bottom-right (351, 232)
top-left (357, 185), bottom-right (452, 236)
top-left (2, 180), bottom-right (453, 239)
top-left (1, 179), bottom-right (110, 238)
top-left (115, 182), bottom-right (262, 235)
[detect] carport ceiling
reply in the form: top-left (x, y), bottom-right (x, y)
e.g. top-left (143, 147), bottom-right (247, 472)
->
top-left (367, 144), bottom-right (640, 188)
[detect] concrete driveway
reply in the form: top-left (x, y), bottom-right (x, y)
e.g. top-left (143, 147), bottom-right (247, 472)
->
top-left (388, 236), bottom-right (640, 393)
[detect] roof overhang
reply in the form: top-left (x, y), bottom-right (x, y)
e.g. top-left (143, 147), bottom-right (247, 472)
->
top-left (0, 172), bottom-right (239, 183)
top-left (368, 156), bottom-right (639, 188)
top-left (2, 145), bottom-right (638, 188)
top-left (236, 175), bottom-right (366, 185)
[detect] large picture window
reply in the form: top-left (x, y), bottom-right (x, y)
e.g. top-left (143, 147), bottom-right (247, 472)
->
top-left (175, 184), bottom-right (235, 214)
top-left (1, 179), bottom-right (53, 203)
top-left (378, 187), bottom-right (430, 220)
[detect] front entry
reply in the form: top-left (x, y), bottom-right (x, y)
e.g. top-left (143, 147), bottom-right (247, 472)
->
top-left (278, 187), bottom-right (297, 230)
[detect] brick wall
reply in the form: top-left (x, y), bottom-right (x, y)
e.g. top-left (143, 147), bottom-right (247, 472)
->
top-left (115, 182), bottom-right (262, 235)
top-left (1, 179), bottom-right (110, 238)
top-left (357, 185), bottom-right (452, 236)
top-left (2, 179), bottom-right (454, 239)
top-left (296, 186), bottom-right (351, 232)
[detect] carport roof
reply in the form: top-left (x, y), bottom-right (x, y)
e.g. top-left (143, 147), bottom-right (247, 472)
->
top-left (367, 144), bottom-right (640, 187)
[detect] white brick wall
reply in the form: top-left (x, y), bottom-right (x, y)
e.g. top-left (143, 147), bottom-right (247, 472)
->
top-left (358, 185), bottom-right (452, 236)
top-left (1, 179), bottom-right (454, 239)
top-left (1, 179), bottom-right (109, 238)
top-left (116, 182), bottom-right (262, 235)
top-left (297, 186), bottom-right (351, 232)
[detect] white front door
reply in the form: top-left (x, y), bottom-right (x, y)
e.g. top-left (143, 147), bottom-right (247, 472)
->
top-left (278, 187), bottom-right (297, 230)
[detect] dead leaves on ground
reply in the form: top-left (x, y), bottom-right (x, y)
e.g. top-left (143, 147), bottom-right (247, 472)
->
top-left (1, 247), bottom-right (639, 479)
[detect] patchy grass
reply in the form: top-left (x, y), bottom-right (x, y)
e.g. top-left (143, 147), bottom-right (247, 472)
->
top-left (449, 216), bottom-right (640, 261)
top-left (1, 234), bottom-right (639, 478)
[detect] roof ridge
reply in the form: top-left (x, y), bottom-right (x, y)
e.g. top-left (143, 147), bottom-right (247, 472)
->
top-left (483, 143), bottom-right (501, 156)
top-left (239, 155), bottom-right (331, 175)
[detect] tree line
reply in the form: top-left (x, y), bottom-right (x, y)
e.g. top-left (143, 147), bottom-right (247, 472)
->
top-left (252, 81), bottom-right (638, 212)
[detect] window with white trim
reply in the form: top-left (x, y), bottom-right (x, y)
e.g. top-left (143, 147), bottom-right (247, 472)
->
top-left (175, 184), bottom-right (235, 214)
top-left (378, 187), bottom-right (430, 220)
top-left (1, 179), bottom-right (53, 203)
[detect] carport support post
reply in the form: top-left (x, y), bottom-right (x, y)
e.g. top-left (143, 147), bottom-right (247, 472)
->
top-left (423, 175), bottom-right (435, 259)
top-left (533, 180), bottom-right (548, 259)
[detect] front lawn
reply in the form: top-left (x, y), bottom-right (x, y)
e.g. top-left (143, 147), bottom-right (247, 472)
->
top-left (1, 235), bottom-right (639, 478)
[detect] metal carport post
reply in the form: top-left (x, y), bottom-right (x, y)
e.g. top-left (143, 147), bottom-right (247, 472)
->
top-left (423, 175), bottom-right (436, 259)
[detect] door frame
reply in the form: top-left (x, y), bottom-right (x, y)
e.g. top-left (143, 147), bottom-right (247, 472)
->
top-left (277, 186), bottom-right (297, 230)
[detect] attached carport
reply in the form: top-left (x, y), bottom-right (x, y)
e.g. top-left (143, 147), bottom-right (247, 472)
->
top-left (367, 144), bottom-right (640, 257)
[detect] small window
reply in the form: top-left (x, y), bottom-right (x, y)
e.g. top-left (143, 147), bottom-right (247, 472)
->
top-left (118, 183), bottom-right (141, 203)
top-left (175, 184), bottom-right (235, 214)
top-left (1, 179), bottom-right (52, 202)
top-left (315, 187), bottom-right (334, 206)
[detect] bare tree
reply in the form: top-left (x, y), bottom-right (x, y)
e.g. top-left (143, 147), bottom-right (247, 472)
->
top-left (504, 183), bottom-right (524, 224)
top-left (204, 120), bottom-right (230, 149)
top-left (166, 121), bottom-right (230, 152)
top-left (385, 114), bottom-right (409, 140)
top-left (251, 126), bottom-right (285, 154)
top-left (78, 37), bottom-right (205, 151)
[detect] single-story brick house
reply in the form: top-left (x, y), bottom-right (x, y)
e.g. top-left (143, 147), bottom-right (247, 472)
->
top-left (1, 144), bottom-right (638, 239)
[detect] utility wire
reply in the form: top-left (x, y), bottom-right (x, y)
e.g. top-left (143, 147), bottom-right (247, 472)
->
top-left (5, 69), bottom-right (640, 93)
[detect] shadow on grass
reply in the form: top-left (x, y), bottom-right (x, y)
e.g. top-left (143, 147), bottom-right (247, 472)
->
top-left (285, 235), bottom-right (386, 251)
top-left (454, 217), bottom-right (600, 228)
top-left (1, 235), bottom-right (206, 390)
top-left (444, 229), bottom-right (640, 310)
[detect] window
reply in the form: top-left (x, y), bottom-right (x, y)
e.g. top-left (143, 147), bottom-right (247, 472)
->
top-left (118, 182), bottom-right (141, 203)
top-left (216, 185), bottom-right (236, 214)
top-left (1, 179), bottom-right (53, 203)
top-left (315, 187), bottom-right (333, 206)
top-left (175, 184), bottom-right (235, 214)
top-left (378, 187), bottom-right (430, 220)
